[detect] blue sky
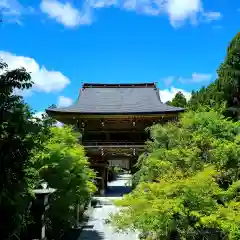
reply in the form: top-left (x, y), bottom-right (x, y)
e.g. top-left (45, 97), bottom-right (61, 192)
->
top-left (0, 0), bottom-right (239, 114)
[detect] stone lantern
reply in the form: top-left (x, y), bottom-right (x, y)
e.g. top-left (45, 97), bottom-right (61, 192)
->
top-left (30, 182), bottom-right (56, 240)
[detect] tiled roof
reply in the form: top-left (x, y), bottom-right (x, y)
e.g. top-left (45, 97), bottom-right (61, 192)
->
top-left (46, 83), bottom-right (184, 114)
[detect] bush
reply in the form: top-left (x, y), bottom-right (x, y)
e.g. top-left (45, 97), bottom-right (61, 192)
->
top-left (0, 60), bottom-right (96, 239)
top-left (111, 110), bottom-right (240, 239)
top-left (0, 61), bottom-right (53, 239)
top-left (33, 126), bottom-right (96, 238)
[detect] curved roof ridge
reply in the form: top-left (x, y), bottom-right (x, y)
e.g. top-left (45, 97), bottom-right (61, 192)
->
top-left (154, 86), bottom-right (163, 103)
top-left (82, 83), bottom-right (157, 88)
top-left (46, 85), bottom-right (184, 115)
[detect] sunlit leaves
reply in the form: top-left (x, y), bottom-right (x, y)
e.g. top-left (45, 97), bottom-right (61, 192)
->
top-left (111, 110), bottom-right (240, 239)
top-left (33, 126), bottom-right (96, 238)
top-left (188, 32), bottom-right (240, 119)
top-left (0, 61), bottom-right (48, 238)
top-left (168, 91), bottom-right (187, 108)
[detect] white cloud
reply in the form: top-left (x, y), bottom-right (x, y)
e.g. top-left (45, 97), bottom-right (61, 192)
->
top-left (38, 0), bottom-right (221, 28)
top-left (159, 72), bottom-right (212, 103)
top-left (0, 51), bottom-right (70, 93)
top-left (13, 88), bottom-right (33, 97)
top-left (33, 111), bottom-right (64, 127)
top-left (202, 11), bottom-right (222, 22)
top-left (166, 0), bottom-right (202, 27)
top-left (164, 1), bottom-right (221, 27)
top-left (179, 73), bottom-right (212, 83)
top-left (0, 0), bottom-right (22, 23)
top-left (164, 76), bottom-right (174, 87)
top-left (40, 0), bottom-right (91, 27)
top-left (160, 87), bottom-right (191, 103)
top-left (161, 73), bottom-right (212, 87)
top-left (0, 0), bottom-right (35, 24)
top-left (33, 111), bottom-right (45, 119)
top-left (0, 0), bottom-right (21, 15)
top-left (1, 0), bottom-right (222, 28)
top-left (58, 96), bottom-right (73, 107)
top-left (95, 0), bottom-right (221, 27)
top-left (91, 0), bottom-right (117, 8)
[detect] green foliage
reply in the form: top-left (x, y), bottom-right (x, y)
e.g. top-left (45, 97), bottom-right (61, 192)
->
top-left (0, 62), bottom-right (52, 239)
top-left (168, 91), bottom-right (187, 108)
top-left (33, 126), bottom-right (96, 238)
top-left (188, 33), bottom-right (240, 119)
top-left (113, 166), bottom-right (123, 174)
top-left (111, 110), bottom-right (240, 239)
top-left (0, 61), bottom-right (53, 239)
top-left (0, 61), bottom-right (95, 239)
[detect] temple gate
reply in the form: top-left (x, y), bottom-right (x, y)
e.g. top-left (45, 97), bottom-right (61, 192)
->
top-left (46, 83), bottom-right (184, 195)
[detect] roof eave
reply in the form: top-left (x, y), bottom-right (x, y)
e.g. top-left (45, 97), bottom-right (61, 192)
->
top-left (46, 109), bottom-right (185, 116)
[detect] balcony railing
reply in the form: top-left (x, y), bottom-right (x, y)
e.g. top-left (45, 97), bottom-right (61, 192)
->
top-left (82, 141), bottom-right (145, 147)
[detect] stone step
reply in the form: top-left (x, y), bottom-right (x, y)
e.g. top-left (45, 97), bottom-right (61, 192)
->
top-left (93, 197), bottom-right (122, 206)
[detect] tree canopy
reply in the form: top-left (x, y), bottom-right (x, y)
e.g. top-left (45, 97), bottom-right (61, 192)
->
top-left (0, 61), bottom-right (96, 239)
top-left (33, 126), bottom-right (96, 238)
top-left (0, 61), bottom-right (53, 238)
top-left (168, 91), bottom-right (187, 108)
top-left (188, 32), bottom-right (240, 119)
top-left (111, 110), bottom-right (240, 239)
top-left (111, 33), bottom-right (240, 240)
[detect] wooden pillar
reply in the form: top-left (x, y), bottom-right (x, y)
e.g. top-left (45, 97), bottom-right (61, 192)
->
top-left (105, 165), bottom-right (108, 189)
top-left (78, 122), bottom-right (85, 142)
top-left (129, 157), bottom-right (132, 171)
top-left (106, 132), bottom-right (110, 141)
top-left (131, 157), bottom-right (138, 174)
top-left (100, 167), bottom-right (105, 196)
top-left (100, 149), bottom-right (105, 196)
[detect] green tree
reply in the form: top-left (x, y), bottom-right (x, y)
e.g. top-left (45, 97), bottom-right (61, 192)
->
top-left (33, 126), bottom-right (96, 238)
top-left (216, 33), bottom-right (240, 119)
top-left (111, 110), bottom-right (240, 239)
top-left (168, 91), bottom-right (187, 108)
top-left (0, 61), bottom-right (52, 239)
top-left (0, 61), bottom-right (96, 239)
top-left (188, 32), bottom-right (240, 119)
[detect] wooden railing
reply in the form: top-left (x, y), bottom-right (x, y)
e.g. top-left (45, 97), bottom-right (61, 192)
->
top-left (82, 141), bottom-right (145, 147)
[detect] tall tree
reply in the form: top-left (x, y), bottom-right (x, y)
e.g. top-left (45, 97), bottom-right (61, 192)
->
top-left (217, 33), bottom-right (240, 118)
top-left (0, 61), bottom-right (52, 239)
top-left (168, 91), bottom-right (187, 107)
top-left (188, 32), bottom-right (240, 119)
top-left (111, 110), bottom-right (240, 239)
top-left (33, 126), bottom-right (96, 239)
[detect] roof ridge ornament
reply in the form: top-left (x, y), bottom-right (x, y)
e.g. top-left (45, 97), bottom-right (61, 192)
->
top-left (82, 83), bottom-right (157, 88)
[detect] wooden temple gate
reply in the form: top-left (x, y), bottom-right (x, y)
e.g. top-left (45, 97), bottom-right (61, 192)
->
top-left (82, 117), bottom-right (147, 195)
top-left (46, 83), bottom-right (184, 195)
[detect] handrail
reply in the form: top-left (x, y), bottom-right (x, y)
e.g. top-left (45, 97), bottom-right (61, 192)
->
top-left (83, 141), bottom-right (145, 146)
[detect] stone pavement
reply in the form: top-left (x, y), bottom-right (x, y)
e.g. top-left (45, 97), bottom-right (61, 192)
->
top-left (78, 174), bottom-right (139, 240)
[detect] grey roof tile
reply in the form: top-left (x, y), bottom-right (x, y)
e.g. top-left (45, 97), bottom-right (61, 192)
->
top-left (47, 85), bottom-right (184, 114)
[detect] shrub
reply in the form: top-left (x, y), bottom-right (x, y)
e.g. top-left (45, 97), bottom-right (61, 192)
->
top-left (0, 61), bottom-right (53, 239)
top-left (33, 126), bottom-right (96, 238)
top-left (111, 110), bottom-right (240, 239)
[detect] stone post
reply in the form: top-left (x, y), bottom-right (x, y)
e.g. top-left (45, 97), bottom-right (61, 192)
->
top-left (30, 182), bottom-right (56, 240)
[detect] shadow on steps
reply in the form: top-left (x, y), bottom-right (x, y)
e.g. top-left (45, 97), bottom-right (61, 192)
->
top-left (62, 228), bottom-right (105, 240)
